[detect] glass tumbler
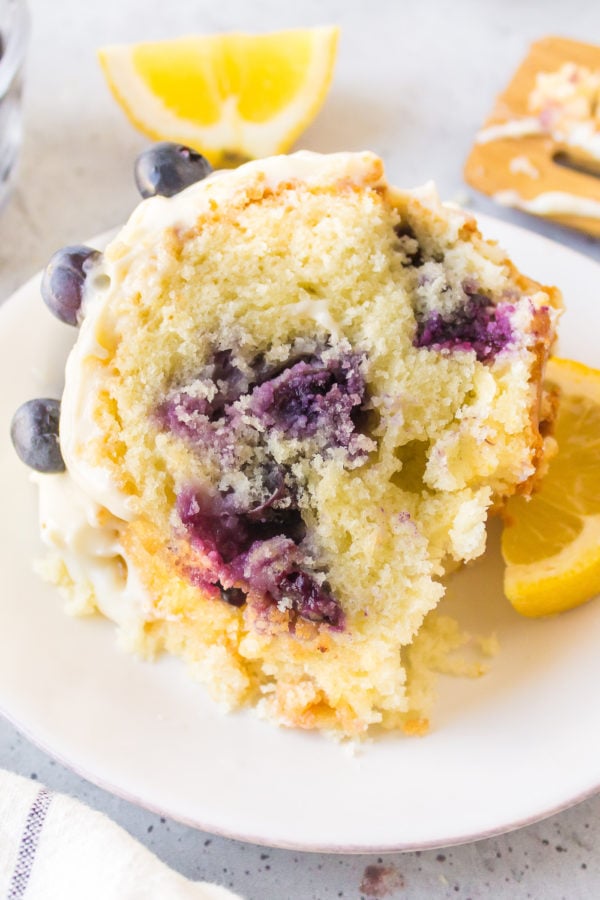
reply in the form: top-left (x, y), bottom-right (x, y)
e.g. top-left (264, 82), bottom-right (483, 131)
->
top-left (0, 0), bottom-right (29, 209)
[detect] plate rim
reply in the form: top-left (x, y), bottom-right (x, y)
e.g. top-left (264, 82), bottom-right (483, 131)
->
top-left (2, 696), bottom-right (599, 854)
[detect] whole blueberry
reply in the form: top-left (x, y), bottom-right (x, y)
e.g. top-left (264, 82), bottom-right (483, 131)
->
top-left (134, 143), bottom-right (213, 199)
top-left (10, 398), bottom-right (65, 473)
top-left (41, 245), bottom-right (101, 326)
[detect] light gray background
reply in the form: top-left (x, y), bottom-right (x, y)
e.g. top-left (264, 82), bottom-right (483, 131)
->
top-left (2, 1), bottom-right (600, 897)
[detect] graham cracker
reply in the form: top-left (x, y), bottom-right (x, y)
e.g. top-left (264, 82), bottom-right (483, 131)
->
top-left (464, 36), bottom-right (600, 237)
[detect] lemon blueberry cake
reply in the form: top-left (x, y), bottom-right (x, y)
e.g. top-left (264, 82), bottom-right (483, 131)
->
top-left (12, 147), bottom-right (560, 735)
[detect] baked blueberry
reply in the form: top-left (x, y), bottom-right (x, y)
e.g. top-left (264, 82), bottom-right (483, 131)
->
top-left (217, 583), bottom-right (247, 607)
top-left (414, 290), bottom-right (515, 362)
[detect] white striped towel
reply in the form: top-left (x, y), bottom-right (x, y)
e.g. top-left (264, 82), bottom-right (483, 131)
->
top-left (0, 769), bottom-right (243, 899)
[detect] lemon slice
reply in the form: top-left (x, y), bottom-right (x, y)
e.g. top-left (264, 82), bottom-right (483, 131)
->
top-left (502, 357), bottom-right (600, 617)
top-left (98, 27), bottom-right (339, 167)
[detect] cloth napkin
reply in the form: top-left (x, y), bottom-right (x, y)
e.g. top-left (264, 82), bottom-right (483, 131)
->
top-left (0, 768), bottom-right (243, 899)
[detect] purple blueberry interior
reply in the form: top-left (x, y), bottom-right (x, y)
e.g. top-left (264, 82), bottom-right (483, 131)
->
top-left (177, 486), bottom-right (306, 564)
top-left (178, 490), bottom-right (343, 628)
top-left (414, 288), bottom-right (515, 363)
top-left (161, 344), bottom-right (368, 629)
top-left (277, 571), bottom-right (343, 627)
top-left (208, 349), bottom-right (252, 418)
top-left (158, 349), bottom-right (252, 441)
top-left (248, 354), bottom-right (367, 455)
top-left (394, 223), bottom-right (423, 268)
top-left (159, 346), bottom-right (369, 459)
top-left (241, 537), bottom-right (344, 629)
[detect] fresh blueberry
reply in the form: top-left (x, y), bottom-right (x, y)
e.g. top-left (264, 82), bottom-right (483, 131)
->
top-left (10, 398), bottom-right (65, 472)
top-left (134, 143), bottom-right (213, 199)
top-left (41, 245), bottom-right (100, 326)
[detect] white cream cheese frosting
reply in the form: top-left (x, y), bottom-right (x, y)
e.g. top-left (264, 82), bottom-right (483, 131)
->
top-left (476, 118), bottom-right (544, 144)
top-left (476, 116), bottom-right (600, 162)
top-left (508, 155), bottom-right (540, 179)
top-left (494, 189), bottom-right (600, 220)
top-left (34, 471), bottom-right (151, 630)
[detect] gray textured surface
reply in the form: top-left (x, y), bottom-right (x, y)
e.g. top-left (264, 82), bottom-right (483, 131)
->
top-left (3, 718), bottom-right (600, 900)
top-left (2, 1), bottom-right (600, 897)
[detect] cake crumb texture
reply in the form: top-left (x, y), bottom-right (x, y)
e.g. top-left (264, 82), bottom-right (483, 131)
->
top-left (54, 152), bottom-right (559, 735)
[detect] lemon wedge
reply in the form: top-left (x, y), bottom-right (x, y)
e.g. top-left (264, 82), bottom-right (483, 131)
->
top-left (98, 27), bottom-right (339, 167)
top-left (502, 357), bottom-right (600, 617)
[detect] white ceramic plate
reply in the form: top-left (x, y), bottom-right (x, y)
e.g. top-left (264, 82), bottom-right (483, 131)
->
top-left (1, 214), bottom-right (599, 852)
